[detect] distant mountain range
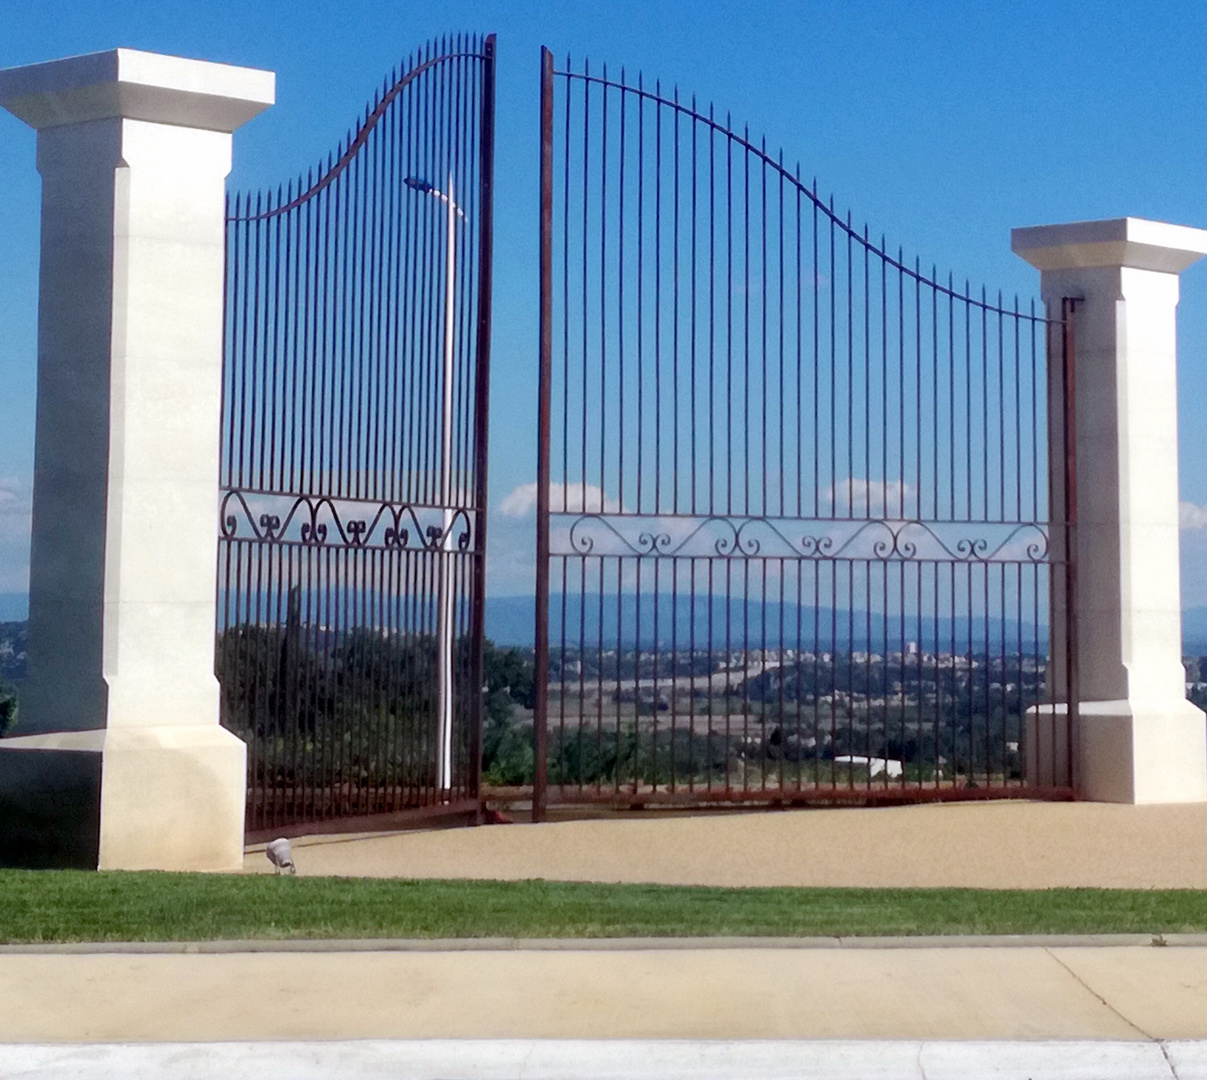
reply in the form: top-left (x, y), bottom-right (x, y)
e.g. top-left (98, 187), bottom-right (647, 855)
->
top-left (7, 591), bottom-right (1207, 653)
top-left (511, 600), bottom-right (1207, 652)
top-left (480, 594), bottom-right (1050, 652)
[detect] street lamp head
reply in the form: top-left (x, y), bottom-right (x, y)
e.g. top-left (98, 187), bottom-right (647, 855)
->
top-left (404, 173), bottom-right (467, 222)
top-left (404, 175), bottom-right (435, 194)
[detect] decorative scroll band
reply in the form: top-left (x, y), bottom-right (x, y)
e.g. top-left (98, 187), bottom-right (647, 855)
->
top-left (556, 514), bottom-right (1050, 563)
top-left (220, 490), bottom-right (476, 553)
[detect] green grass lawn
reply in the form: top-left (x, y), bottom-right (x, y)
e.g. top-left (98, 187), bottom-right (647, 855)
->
top-left (2, 871), bottom-right (1207, 943)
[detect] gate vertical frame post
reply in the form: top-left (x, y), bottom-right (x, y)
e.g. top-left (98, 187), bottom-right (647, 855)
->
top-left (437, 176), bottom-right (457, 795)
top-left (468, 34), bottom-right (497, 817)
top-left (1016, 217), bottom-right (1207, 803)
top-left (533, 45), bottom-right (555, 823)
top-left (1061, 297), bottom-right (1081, 793)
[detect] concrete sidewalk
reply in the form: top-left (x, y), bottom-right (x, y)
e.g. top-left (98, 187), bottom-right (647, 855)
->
top-left (6, 1038), bottom-right (1207, 1080)
top-left (3, 942), bottom-right (1206, 1042)
top-left (243, 800), bottom-right (1207, 889)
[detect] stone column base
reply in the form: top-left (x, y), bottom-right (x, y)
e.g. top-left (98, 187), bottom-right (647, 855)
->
top-left (1026, 699), bottom-right (1207, 803)
top-left (0, 725), bottom-right (246, 871)
top-left (1024, 704), bottom-right (1072, 790)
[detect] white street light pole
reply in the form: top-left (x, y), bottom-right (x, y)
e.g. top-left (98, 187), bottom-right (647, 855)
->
top-left (406, 173), bottom-right (465, 796)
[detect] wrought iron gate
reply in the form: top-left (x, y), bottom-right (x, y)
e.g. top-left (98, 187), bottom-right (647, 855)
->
top-left (217, 35), bottom-right (496, 835)
top-left (533, 49), bottom-right (1076, 817)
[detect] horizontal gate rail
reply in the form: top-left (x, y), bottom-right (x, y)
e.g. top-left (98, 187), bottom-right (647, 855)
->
top-left (218, 34), bottom-right (495, 835)
top-left (532, 48), bottom-right (1074, 818)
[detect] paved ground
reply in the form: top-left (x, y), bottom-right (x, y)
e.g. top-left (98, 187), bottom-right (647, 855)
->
top-left (8, 800), bottom-right (1207, 1075)
top-left (244, 800), bottom-right (1207, 888)
top-left (2, 943), bottom-right (1206, 1043)
top-left (8, 1038), bottom-right (1207, 1080)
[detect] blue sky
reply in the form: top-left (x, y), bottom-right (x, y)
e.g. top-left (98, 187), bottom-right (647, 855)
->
top-left (4, 0), bottom-right (1207, 603)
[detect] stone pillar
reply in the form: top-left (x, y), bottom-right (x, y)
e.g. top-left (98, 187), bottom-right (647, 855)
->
top-left (0, 50), bottom-right (274, 869)
top-left (1014, 217), bottom-right (1207, 803)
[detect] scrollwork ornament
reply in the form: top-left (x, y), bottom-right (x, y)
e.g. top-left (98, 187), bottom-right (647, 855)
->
top-left (549, 511), bottom-right (1051, 565)
top-left (218, 490), bottom-right (477, 553)
top-left (895, 530), bottom-right (918, 560)
top-left (300, 522), bottom-right (328, 545)
top-left (800, 534), bottom-right (834, 557)
top-left (568, 514), bottom-right (602, 554)
top-left (733, 519), bottom-right (763, 556)
top-left (636, 531), bottom-right (674, 554)
top-left (1025, 530), bottom-right (1049, 562)
top-left (955, 537), bottom-right (989, 560)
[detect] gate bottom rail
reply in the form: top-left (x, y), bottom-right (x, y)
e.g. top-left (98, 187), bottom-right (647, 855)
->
top-left (484, 784), bottom-right (1077, 809)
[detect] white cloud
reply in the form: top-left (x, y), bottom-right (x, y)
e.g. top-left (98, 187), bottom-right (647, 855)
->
top-left (498, 481), bottom-right (621, 518)
top-left (825, 477), bottom-right (915, 518)
top-left (1181, 502), bottom-right (1207, 530)
top-left (497, 483), bottom-right (539, 517)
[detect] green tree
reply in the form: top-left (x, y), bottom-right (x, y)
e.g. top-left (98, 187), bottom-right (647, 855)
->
top-left (0, 678), bottom-right (18, 737)
top-left (481, 641), bottom-right (536, 785)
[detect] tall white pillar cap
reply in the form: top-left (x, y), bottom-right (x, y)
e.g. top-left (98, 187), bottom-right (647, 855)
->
top-left (1012, 217), bottom-right (1207, 274)
top-left (0, 48), bottom-right (274, 132)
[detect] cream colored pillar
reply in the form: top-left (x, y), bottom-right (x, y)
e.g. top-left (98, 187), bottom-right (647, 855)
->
top-left (0, 50), bottom-right (274, 869)
top-left (1014, 217), bottom-right (1207, 803)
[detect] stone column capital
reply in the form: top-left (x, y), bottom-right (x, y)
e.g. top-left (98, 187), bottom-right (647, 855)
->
top-left (1011, 217), bottom-right (1207, 276)
top-left (0, 48), bottom-right (274, 133)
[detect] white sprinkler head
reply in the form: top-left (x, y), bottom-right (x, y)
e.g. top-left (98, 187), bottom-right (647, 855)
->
top-left (265, 837), bottom-right (296, 875)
